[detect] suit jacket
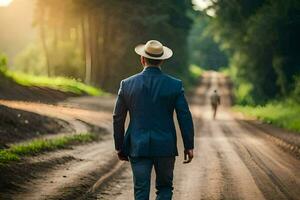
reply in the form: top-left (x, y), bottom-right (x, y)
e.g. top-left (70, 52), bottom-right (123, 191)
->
top-left (113, 66), bottom-right (194, 157)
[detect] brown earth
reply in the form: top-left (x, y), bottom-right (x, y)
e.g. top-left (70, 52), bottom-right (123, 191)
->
top-left (94, 71), bottom-right (300, 200)
top-left (0, 104), bottom-right (71, 148)
top-left (0, 97), bottom-right (115, 199)
top-left (0, 71), bottom-right (299, 200)
top-left (0, 73), bottom-right (78, 103)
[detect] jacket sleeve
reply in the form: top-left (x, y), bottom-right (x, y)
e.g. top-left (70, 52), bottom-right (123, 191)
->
top-left (113, 80), bottom-right (128, 151)
top-left (175, 81), bottom-right (194, 150)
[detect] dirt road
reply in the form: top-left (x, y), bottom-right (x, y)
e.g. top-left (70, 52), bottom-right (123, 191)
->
top-left (1, 71), bottom-right (299, 200)
top-left (94, 72), bottom-right (300, 200)
top-left (0, 97), bottom-right (118, 199)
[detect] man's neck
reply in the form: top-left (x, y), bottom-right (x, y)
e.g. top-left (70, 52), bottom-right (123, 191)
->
top-left (143, 65), bottom-right (161, 69)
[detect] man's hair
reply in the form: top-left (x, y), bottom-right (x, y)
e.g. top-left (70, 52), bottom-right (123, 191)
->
top-left (144, 57), bottom-right (163, 66)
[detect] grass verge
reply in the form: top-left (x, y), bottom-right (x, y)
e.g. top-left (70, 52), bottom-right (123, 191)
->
top-left (2, 69), bottom-right (105, 96)
top-left (0, 132), bottom-right (98, 165)
top-left (189, 64), bottom-right (204, 80)
top-left (184, 64), bottom-right (205, 92)
top-left (233, 101), bottom-right (300, 133)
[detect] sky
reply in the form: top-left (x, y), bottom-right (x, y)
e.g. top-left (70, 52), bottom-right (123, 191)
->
top-left (0, 0), bottom-right (13, 7)
top-left (0, 0), bottom-right (36, 65)
top-left (192, 0), bottom-right (216, 16)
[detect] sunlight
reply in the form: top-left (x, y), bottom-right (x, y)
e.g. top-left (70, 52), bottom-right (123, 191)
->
top-left (192, 0), bottom-right (216, 17)
top-left (192, 0), bottom-right (212, 10)
top-left (0, 0), bottom-right (13, 7)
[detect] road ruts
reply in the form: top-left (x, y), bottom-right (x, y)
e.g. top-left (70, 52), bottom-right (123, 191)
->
top-left (92, 71), bottom-right (300, 200)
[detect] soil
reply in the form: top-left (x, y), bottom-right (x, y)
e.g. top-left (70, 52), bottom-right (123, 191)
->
top-left (0, 72), bottom-right (299, 200)
top-left (95, 72), bottom-right (300, 200)
top-left (0, 73), bottom-right (78, 103)
top-left (0, 98), bottom-right (115, 199)
top-left (0, 104), bottom-right (71, 148)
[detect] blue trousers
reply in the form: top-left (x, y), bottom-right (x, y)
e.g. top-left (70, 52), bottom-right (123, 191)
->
top-left (129, 156), bottom-right (175, 200)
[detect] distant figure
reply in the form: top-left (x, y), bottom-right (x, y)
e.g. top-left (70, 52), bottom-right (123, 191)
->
top-left (113, 40), bottom-right (194, 200)
top-left (210, 90), bottom-right (221, 119)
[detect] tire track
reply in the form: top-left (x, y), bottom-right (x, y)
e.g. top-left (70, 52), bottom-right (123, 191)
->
top-left (219, 117), bottom-right (300, 200)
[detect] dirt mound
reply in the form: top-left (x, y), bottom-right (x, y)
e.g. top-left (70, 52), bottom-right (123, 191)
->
top-left (0, 104), bottom-right (71, 148)
top-left (0, 73), bottom-right (78, 103)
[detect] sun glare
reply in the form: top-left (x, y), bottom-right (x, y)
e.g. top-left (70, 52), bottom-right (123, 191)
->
top-left (0, 0), bottom-right (13, 7)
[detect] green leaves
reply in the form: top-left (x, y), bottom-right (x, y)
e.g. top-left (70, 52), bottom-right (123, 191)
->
top-left (33, 0), bottom-right (194, 91)
top-left (234, 100), bottom-right (300, 132)
top-left (0, 53), bottom-right (8, 72)
top-left (210, 0), bottom-right (300, 103)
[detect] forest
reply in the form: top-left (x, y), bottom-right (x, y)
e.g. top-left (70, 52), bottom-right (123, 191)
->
top-left (207, 0), bottom-right (300, 104)
top-left (0, 0), bottom-right (299, 104)
top-left (0, 1), bottom-right (300, 198)
top-left (25, 0), bottom-right (193, 91)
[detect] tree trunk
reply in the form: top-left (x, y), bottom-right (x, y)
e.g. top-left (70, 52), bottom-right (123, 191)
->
top-left (82, 14), bottom-right (92, 84)
top-left (40, 11), bottom-right (51, 76)
top-left (88, 13), bottom-right (100, 85)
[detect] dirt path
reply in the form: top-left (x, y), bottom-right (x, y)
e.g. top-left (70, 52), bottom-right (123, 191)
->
top-left (1, 71), bottom-right (299, 200)
top-left (94, 72), bottom-right (300, 200)
top-left (0, 98), bottom-right (120, 199)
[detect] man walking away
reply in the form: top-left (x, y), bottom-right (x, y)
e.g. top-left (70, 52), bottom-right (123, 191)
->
top-left (113, 40), bottom-right (195, 200)
top-left (210, 89), bottom-right (221, 119)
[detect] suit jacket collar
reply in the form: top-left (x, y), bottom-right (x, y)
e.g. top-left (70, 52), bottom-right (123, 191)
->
top-left (142, 66), bottom-right (162, 74)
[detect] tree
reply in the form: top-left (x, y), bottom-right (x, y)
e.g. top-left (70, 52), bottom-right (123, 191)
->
top-left (188, 14), bottom-right (228, 70)
top-left (209, 0), bottom-right (300, 103)
top-left (33, 0), bottom-right (194, 91)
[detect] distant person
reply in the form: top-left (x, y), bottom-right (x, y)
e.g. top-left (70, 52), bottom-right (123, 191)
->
top-left (210, 89), bottom-right (221, 119)
top-left (113, 40), bottom-right (194, 200)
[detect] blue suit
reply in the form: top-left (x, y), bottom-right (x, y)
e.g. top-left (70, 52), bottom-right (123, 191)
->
top-left (113, 66), bottom-right (194, 200)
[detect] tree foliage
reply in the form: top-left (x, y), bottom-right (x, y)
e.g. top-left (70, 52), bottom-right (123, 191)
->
top-left (33, 0), bottom-right (193, 91)
top-left (188, 14), bottom-right (228, 70)
top-left (210, 0), bottom-right (300, 104)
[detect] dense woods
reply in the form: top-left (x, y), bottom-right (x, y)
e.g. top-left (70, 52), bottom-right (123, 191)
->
top-left (1, 0), bottom-right (299, 104)
top-left (207, 0), bottom-right (300, 104)
top-left (32, 0), bottom-right (193, 91)
top-left (188, 13), bottom-right (228, 70)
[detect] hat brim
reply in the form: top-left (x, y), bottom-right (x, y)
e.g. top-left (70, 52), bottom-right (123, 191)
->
top-left (134, 44), bottom-right (173, 60)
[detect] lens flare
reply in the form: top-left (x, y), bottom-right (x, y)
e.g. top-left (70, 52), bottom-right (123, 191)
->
top-left (0, 0), bottom-right (13, 7)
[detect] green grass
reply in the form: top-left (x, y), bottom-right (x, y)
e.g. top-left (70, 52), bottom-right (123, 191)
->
top-left (189, 64), bottom-right (204, 79)
top-left (1, 69), bottom-right (105, 96)
top-left (0, 133), bottom-right (97, 165)
top-left (183, 64), bottom-right (205, 92)
top-left (234, 101), bottom-right (300, 133)
top-left (218, 67), bottom-right (231, 77)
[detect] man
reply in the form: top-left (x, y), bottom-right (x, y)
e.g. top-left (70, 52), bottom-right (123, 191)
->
top-left (210, 89), bottom-right (221, 119)
top-left (113, 40), bottom-right (194, 200)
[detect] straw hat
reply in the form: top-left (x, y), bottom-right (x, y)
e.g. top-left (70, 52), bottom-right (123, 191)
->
top-left (134, 40), bottom-right (173, 60)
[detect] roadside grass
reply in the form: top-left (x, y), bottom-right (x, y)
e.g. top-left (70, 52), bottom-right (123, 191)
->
top-left (2, 69), bottom-right (106, 96)
top-left (0, 132), bottom-right (98, 165)
top-left (234, 101), bottom-right (300, 133)
top-left (189, 64), bottom-right (204, 80)
top-left (184, 64), bottom-right (205, 92)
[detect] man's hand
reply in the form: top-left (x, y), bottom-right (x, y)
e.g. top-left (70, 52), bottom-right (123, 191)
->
top-left (183, 149), bottom-right (193, 164)
top-left (116, 150), bottom-right (129, 161)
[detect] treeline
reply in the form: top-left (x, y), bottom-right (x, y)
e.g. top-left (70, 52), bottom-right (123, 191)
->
top-left (188, 13), bottom-right (228, 70)
top-left (209, 0), bottom-right (300, 104)
top-left (31, 0), bottom-right (193, 91)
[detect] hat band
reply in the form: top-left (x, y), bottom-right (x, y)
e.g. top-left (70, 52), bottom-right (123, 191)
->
top-left (145, 50), bottom-right (163, 58)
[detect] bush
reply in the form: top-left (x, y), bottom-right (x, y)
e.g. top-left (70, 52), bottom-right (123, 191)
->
top-left (1, 53), bottom-right (104, 96)
top-left (234, 100), bottom-right (300, 132)
top-left (0, 53), bottom-right (8, 72)
top-left (189, 64), bottom-right (204, 80)
top-left (13, 41), bottom-right (85, 79)
top-left (293, 75), bottom-right (300, 102)
top-left (13, 44), bottom-right (47, 75)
